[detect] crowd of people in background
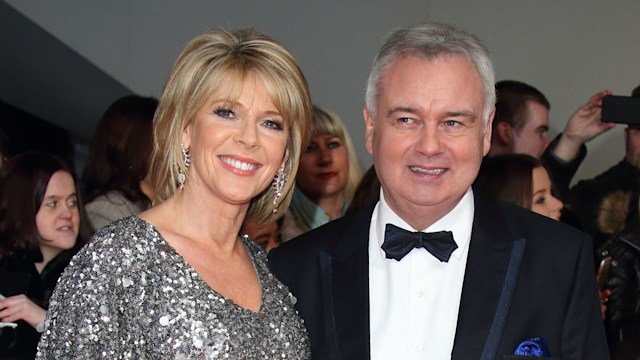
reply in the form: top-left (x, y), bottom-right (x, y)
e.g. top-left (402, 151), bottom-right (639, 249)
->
top-left (0, 20), bottom-right (639, 360)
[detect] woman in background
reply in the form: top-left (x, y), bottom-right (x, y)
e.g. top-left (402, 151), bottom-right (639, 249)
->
top-left (474, 153), bottom-right (563, 220)
top-left (344, 165), bottom-right (381, 216)
top-left (240, 216), bottom-right (281, 253)
top-left (82, 95), bottom-right (158, 231)
top-left (281, 105), bottom-right (361, 241)
top-left (37, 28), bottom-right (311, 358)
top-left (0, 152), bottom-right (89, 359)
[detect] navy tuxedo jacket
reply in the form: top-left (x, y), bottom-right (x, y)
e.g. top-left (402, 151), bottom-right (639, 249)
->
top-left (269, 192), bottom-right (609, 360)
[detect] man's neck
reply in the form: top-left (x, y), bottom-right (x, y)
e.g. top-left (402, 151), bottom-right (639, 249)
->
top-left (382, 190), bottom-right (465, 231)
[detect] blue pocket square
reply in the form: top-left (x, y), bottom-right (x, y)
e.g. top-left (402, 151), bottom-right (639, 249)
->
top-left (513, 337), bottom-right (551, 357)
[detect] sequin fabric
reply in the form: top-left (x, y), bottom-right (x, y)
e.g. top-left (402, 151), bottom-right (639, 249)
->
top-left (36, 216), bottom-right (310, 359)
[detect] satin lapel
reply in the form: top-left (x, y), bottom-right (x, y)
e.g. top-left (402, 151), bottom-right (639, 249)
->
top-left (451, 193), bottom-right (523, 359)
top-left (321, 206), bottom-right (373, 359)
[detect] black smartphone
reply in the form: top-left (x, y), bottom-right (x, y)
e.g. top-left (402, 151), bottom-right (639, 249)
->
top-left (601, 95), bottom-right (640, 124)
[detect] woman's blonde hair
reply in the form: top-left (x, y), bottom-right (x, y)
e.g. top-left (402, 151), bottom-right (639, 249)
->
top-left (150, 28), bottom-right (311, 224)
top-left (306, 105), bottom-right (362, 200)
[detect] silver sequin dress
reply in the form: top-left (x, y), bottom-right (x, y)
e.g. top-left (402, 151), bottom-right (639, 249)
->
top-left (36, 216), bottom-right (310, 359)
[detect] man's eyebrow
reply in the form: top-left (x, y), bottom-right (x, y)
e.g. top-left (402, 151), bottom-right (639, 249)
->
top-left (386, 106), bottom-right (419, 117)
top-left (445, 110), bottom-right (477, 121)
top-left (385, 107), bottom-right (478, 121)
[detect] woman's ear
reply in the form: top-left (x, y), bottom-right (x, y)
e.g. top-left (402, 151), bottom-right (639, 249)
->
top-left (181, 124), bottom-right (192, 149)
top-left (280, 149), bottom-right (289, 170)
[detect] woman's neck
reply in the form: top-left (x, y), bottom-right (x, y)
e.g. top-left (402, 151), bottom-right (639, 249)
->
top-left (142, 187), bottom-right (248, 255)
top-left (35, 245), bottom-right (63, 273)
top-left (314, 192), bottom-right (346, 220)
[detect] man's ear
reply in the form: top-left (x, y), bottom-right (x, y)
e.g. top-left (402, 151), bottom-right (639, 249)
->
top-left (495, 121), bottom-right (512, 146)
top-left (483, 109), bottom-right (495, 156)
top-left (363, 107), bottom-right (375, 155)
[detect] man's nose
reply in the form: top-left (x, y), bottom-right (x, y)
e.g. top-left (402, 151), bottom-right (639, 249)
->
top-left (416, 125), bottom-right (444, 156)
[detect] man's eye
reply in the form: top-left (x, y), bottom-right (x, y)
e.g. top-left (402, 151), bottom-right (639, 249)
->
top-left (445, 120), bottom-right (461, 127)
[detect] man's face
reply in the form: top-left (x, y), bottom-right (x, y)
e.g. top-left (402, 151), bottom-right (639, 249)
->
top-left (364, 54), bottom-right (491, 229)
top-left (625, 126), bottom-right (640, 168)
top-left (511, 100), bottom-right (550, 159)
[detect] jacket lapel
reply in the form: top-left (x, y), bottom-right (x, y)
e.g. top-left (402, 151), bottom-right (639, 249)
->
top-left (320, 206), bottom-right (373, 359)
top-left (452, 192), bottom-right (525, 359)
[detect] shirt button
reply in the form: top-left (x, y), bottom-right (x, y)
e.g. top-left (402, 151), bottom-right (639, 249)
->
top-left (415, 345), bottom-right (423, 353)
top-left (417, 290), bottom-right (425, 298)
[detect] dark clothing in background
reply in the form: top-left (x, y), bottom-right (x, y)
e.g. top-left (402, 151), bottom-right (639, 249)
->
top-left (0, 250), bottom-right (74, 359)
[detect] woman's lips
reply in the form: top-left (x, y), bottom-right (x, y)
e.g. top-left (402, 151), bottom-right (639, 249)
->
top-left (317, 172), bottom-right (338, 179)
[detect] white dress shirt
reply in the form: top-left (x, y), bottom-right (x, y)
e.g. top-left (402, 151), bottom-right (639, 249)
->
top-left (369, 188), bottom-right (475, 360)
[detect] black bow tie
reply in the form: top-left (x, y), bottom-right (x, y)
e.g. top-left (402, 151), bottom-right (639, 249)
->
top-left (382, 223), bottom-right (457, 262)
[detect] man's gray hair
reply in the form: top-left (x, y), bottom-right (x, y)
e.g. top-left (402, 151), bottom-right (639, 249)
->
top-left (364, 23), bottom-right (496, 129)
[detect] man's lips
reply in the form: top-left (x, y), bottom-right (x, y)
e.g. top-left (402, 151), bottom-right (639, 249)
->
top-left (409, 166), bottom-right (446, 175)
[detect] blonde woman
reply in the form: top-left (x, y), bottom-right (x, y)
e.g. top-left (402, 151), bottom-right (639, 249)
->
top-left (281, 105), bottom-right (361, 241)
top-left (37, 29), bottom-right (311, 359)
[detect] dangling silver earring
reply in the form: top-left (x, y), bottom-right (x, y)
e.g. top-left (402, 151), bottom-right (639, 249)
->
top-left (177, 144), bottom-right (191, 190)
top-left (272, 167), bottom-right (287, 213)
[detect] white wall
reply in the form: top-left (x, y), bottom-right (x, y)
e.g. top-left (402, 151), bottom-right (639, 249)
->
top-left (5, 0), bottom-right (640, 184)
top-left (428, 0), bottom-right (640, 184)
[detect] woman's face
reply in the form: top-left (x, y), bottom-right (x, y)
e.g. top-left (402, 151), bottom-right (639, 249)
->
top-left (296, 133), bottom-right (349, 202)
top-left (35, 171), bottom-right (80, 254)
top-left (530, 166), bottom-right (563, 220)
top-left (241, 217), bottom-right (280, 253)
top-left (182, 72), bottom-right (288, 206)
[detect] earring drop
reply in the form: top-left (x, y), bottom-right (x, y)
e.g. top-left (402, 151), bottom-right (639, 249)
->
top-left (272, 168), bottom-right (287, 213)
top-left (177, 144), bottom-right (191, 190)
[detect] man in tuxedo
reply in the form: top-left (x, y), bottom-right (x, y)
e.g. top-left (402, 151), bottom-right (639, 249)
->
top-left (269, 23), bottom-right (608, 359)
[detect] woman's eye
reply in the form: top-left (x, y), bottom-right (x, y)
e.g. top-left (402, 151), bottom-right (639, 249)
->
top-left (263, 119), bottom-right (284, 131)
top-left (304, 144), bottom-right (318, 153)
top-left (46, 201), bottom-right (57, 208)
top-left (327, 141), bottom-right (342, 149)
top-left (535, 197), bottom-right (546, 205)
top-left (67, 199), bottom-right (78, 208)
top-left (214, 108), bottom-right (235, 118)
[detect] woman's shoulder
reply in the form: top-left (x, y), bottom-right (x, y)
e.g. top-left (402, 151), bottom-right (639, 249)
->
top-left (75, 217), bottom-right (163, 267)
top-left (92, 215), bottom-right (155, 240)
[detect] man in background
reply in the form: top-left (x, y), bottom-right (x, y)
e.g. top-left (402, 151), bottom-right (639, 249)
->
top-left (488, 80), bottom-right (615, 199)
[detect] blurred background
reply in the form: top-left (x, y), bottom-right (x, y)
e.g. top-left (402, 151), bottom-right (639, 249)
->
top-left (2, 0), bottom-right (639, 183)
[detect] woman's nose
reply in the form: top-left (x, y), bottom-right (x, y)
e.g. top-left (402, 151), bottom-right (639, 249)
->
top-left (235, 122), bottom-right (259, 149)
top-left (317, 147), bottom-right (333, 164)
top-left (59, 206), bottom-right (73, 219)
